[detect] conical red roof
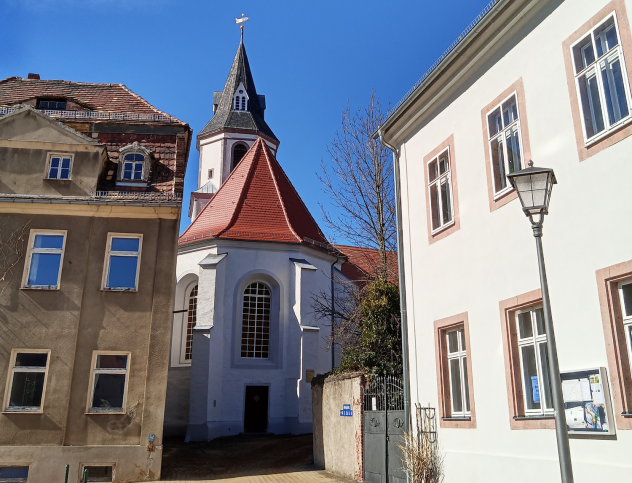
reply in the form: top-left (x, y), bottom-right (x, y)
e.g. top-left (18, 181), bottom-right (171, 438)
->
top-left (179, 138), bottom-right (329, 249)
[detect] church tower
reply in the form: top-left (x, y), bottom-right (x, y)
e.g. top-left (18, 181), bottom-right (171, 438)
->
top-left (191, 33), bottom-right (279, 219)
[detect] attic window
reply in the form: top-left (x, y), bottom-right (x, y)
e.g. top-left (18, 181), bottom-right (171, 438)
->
top-left (234, 95), bottom-right (248, 111)
top-left (118, 142), bottom-right (151, 183)
top-left (37, 99), bottom-right (66, 110)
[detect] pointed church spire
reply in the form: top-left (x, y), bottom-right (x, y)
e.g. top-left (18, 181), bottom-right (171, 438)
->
top-left (199, 21), bottom-right (278, 143)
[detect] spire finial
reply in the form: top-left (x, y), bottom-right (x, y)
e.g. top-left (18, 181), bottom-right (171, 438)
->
top-left (236, 13), bottom-right (250, 40)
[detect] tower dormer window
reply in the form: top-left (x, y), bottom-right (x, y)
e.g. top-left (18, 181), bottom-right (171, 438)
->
top-left (233, 84), bottom-right (248, 111)
top-left (37, 99), bottom-right (66, 110)
top-left (117, 142), bottom-right (151, 183)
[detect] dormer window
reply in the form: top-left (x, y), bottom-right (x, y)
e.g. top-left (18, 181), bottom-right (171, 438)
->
top-left (233, 84), bottom-right (249, 111)
top-left (117, 142), bottom-right (151, 183)
top-left (37, 99), bottom-right (66, 110)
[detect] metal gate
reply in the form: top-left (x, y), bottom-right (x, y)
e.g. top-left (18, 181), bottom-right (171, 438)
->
top-left (363, 375), bottom-right (406, 483)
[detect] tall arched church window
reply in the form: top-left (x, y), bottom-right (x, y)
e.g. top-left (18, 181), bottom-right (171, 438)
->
top-left (241, 282), bottom-right (271, 358)
top-left (232, 144), bottom-right (248, 171)
top-left (185, 285), bottom-right (198, 360)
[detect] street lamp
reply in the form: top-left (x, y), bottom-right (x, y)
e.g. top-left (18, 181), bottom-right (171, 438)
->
top-left (507, 161), bottom-right (574, 483)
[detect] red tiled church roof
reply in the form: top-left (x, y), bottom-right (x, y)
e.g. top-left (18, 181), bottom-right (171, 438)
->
top-left (0, 76), bottom-right (184, 122)
top-left (335, 244), bottom-right (399, 284)
top-left (179, 138), bottom-right (329, 248)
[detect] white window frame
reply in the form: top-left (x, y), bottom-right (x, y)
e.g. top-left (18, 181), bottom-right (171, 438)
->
top-left (21, 230), bottom-right (67, 290)
top-left (102, 233), bottom-right (142, 292)
top-left (618, 280), bottom-right (632, 379)
top-left (516, 306), bottom-right (554, 416)
top-left (427, 147), bottom-right (455, 234)
top-left (45, 153), bottom-right (73, 180)
top-left (3, 349), bottom-right (51, 413)
top-left (180, 283), bottom-right (198, 364)
top-left (486, 91), bottom-right (525, 199)
top-left (445, 327), bottom-right (470, 418)
top-left (86, 351), bottom-right (130, 414)
top-left (571, 11), bottom-right (632, 146)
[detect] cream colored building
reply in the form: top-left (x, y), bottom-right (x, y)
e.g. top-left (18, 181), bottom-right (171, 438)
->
top-left (379, 0), bottom-right (632, 481)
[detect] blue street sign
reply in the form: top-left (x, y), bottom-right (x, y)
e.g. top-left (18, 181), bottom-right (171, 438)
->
top-left (340, 404), bottom-right (353, 417)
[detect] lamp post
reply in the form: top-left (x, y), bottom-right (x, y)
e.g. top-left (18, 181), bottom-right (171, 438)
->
top-left (506, 161), bottom-right (574, 483)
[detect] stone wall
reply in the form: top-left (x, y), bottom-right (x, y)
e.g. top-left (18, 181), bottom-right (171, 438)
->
top-left (312, 372), bottom-right (364, 481)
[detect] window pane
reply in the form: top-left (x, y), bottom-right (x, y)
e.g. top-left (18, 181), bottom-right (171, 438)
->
top-left (0, 467), bottom-right (29, 479)
top-left (521, 345), bottom-right (541, 410)
top-left (488, 107), bottom-right (502, 136)
top-left (123, 163), bottom-right (133, 179)
top-left (601, 56), bottom-right (629, 124)
top-left (15, 353), bottom-right (47, 367)
top-left (621, 283), bottom-right (632, 317)
top-left (84, 466), bottom-right (113, 482)
top-left (9, 372), bottom-right (45, 407)
top-left (124, 154), bottom-right (135, 161)
top-left (490, 137), bottom-right (506, 193)
top-left (106, 255), bottom-right (139, 289)
top-left (111, 238), bottom-right (140, 252)
top-left (502, 96), bottom-right (518, 125)
top-left (517, 312), bottom-right (533, 339)
top-left (49, 167), bottom-right (59, 179)
top-left (34, 234), bottom-right (64, 249)
top-left (429, 183), bottom-right (440, 230)
top-left (50, 157), bottom-right (60, 168)
top-left (574, 37), bottom-right (595, 72)
top-left (438, 154), bottom-right (449, 174)
top-left (61, 158), bottom-right (71, 169)
top-left (428, 161), bottom-right (438, 182)
top-left (595, 19), bottom-right (618, 57)
top-left (28, 253), bottom-right (62, 287)
top-left (133, 163), bottom-right (143, 180)
top-left (463, 356), bottom-right (470, 413)
top-left (92, 373), bottom-right (126, 409)
top-left (96, 355), bottom-right (128, 369)
top-left (578, 71), bottom-right (605, 138)
top-left (538, 342), bottom-right (553, 410)
top-left (534, 308), bottom-right (546, 335)
top-left (506, 126), bottom-right (521, 174)
top-left (134, 154), bottom-right (144, 161)
top-left (440, 180), bottom-right (452, 224)
top-left (459, 328), bottom-right (466, 350)
top-left (447, 330), bottom-right (459, 353)
top-left (449, 359), bottom-right (463, 413)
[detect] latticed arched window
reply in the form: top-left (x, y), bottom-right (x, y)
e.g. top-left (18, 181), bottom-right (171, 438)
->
top-left (185, 285), bottom-right (198, 360)
top-left (241, 96), bottom-right (246, 110)
top-left (122, 153), bottom-right (145, 180)
top-left (241, 282), bottom-right (271, 358)
top-left (234, 96), bottom-right (241, 110)
top-left (232, 144), bottom-right (248, 171)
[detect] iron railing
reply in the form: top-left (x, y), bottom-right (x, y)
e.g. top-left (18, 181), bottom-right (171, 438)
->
top-left (364, 375), bottom-right (405, 411)
top-left (0, 106), bottom-right (179, 123)
top-left (387, 0), bottom-right (501, 118)
top-left (90, 190), bottom-right (181, 203)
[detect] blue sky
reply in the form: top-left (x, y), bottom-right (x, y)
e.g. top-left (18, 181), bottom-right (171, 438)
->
top-left (1, 0), bottom-right (491, 237)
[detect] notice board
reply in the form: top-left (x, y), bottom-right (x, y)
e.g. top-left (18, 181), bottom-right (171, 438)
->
top-left (561, 367), bottom-right (615, 435)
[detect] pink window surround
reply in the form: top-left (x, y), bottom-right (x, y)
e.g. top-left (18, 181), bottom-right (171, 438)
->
top-left (562, 0), bottom-right (632, 162)
top-left (422, 135), bottom-right (460, 244)
top-left (596, 258), bottom-right (632, 430)
top-left (498, 289), bottom-right (555, 430)
top-left (434, 312), bottom-right (476, 429)
top-left (480, 78), bottom-right (532, 213)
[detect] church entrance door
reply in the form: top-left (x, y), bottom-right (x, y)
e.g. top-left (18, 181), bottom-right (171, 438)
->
top-left (244, 386), bottom-right (269, 433)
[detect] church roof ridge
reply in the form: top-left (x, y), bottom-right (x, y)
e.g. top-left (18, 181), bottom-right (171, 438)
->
top-left (179, 138), bottom-right (329, 249)
top-left (198, 37), bottom-right (278, 142)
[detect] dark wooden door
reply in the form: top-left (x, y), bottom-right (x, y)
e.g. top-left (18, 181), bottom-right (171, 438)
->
top-left (244, 386), bottom-right (269, 433)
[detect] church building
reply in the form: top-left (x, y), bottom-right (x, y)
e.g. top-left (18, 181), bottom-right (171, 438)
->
top-left (164, 34), bottom-right (347, 440)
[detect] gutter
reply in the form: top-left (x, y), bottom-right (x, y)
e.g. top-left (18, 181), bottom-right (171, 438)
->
top-left (376, 129), bottom-right (411, 437)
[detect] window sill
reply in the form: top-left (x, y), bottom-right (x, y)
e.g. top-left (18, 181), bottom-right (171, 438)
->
top-left (116, 181), bottom-right (148, 187)
top-left (101, 288), bottom-right (138, 293)
top-left (621, 412), bottom-right (632, 417)
top-left (86, 410), bottom-right (126, 415)
top-left (442, 417), bottom-right (471, 421)
top-left (2, 409), bottom-right (43, 414)
top-left (492, 186), bottom-right (515, 202)
top-left (43, 178), bottom-right (71, 181)
top-left (513, 415), bottom-right (554, 420)
top-left (430, 219), bottom-right (456, 237)
top-left (20, 286), bottom-right (59, 291)
top-left (584, 116), bottom-right (632, 147)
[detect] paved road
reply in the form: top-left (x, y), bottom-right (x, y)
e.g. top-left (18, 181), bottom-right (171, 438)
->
top-left (155, 434), bottom-right (354, 483)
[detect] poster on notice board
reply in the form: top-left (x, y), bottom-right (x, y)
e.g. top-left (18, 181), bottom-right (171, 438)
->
top-left (561, 367), bottom-right (615, 436)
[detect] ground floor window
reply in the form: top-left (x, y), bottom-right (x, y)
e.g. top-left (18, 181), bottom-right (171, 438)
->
top-left (0, 466), bottom-right (29, 482)
top-left (5, 350), bottom-right (50, 412)
top-left (88, 353), bottom-right (129, 413)
top-left (446, 327), bottom-right (470, 417)
top-left (82, 465), bottom-right (114, 482)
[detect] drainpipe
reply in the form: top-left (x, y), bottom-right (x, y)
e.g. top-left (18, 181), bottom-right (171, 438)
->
top-left (377, 129), bottom-right (411, 436)
top-left (330, 255), bottom-right (340, 371)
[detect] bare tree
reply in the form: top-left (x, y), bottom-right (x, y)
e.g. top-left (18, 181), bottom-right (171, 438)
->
top-left (318, 91), bottom-right (396, 280)
top-left (0, 217), bottom-right (31, 295)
